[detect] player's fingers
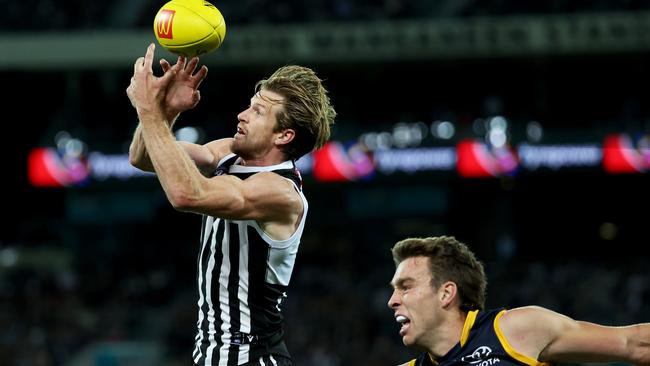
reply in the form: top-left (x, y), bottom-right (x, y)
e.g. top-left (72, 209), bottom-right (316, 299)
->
top-left (134, 57), bottom-right (145, 73)
top-left (159, 67), bottom-right (176, 88)
top-left (187, 57), bottom-right (199, 75)
top-left (177, 55), bottom-right (187, 72)
top-left (194, 66), bottom-right (208, 88)
top-left (160, 59), bottom-right (171, 72)
top-left (143, 43), bottom-right (155, 72)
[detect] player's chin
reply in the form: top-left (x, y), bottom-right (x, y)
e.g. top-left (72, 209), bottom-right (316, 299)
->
top-left (230, 141), bottom-right (245, 156)
top-left (401, 334), bottom-right (414, 346)
top-left (402, 330), bottom-right (423, 348)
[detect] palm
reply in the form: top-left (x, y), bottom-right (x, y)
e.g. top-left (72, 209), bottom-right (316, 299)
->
top-left (166, 74), bottom-right (197, 113)
top-left (161, 57), bottom-right (208, 118)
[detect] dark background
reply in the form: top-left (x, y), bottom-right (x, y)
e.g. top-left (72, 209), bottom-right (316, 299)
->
top-left (2, 1), bottom-right (650, 365)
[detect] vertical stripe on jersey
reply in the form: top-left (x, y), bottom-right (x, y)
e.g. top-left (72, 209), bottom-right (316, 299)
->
top-left (195, 218), bottom-right (294, 365)
top-left (236, 223), bottom-right (252, 365)
top-left (215, 221), bottom-right (233, 366)
top-left (258, 355), bottom-right (279, 366)
top-left (246, 225), bottom-right (272, 337)
top-left (194, 218), bottom-right (224, 365)
top-left (194, 157), bottom-right (302, 365)
top-left (193, 215), bottom-right (212, 362)
top-left (226, 222), bottom-right (241, 366)
top-left (205, 219), bottom-right (225, 365)
top-left (237, 223), bottom-right (251, 334)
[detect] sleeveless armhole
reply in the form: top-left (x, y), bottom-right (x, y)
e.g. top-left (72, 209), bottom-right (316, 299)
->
top-left (216, 153), bottom-right (237, 167)
top-left (248, 177), bottom-right (308, 249)
top-left (493, 310), bottom-right (552, 366)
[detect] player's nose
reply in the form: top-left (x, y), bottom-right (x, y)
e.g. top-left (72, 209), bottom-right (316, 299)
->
top-left (237, 109), bottom-right (248, 122)
top-left (387, 289), bottom-right (400, 309)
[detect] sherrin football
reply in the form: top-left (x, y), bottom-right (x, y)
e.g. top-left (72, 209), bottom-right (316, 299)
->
top-left (153, 0), bottom-right (226, 58)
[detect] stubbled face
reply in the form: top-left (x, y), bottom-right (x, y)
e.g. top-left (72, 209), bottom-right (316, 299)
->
top-left (388, 256), bottom-right (442, 350)
top-left (232, 89), bottom-right (285, 160)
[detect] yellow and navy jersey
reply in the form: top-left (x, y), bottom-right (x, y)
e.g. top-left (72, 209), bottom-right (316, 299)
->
top-left (404, 308), bottom-right (552, 366)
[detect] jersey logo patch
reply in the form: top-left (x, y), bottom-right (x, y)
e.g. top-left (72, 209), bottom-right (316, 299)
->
top-left (461, 346), bottom-right (500, 365)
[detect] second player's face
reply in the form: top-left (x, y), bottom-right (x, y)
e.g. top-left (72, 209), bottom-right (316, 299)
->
top-left (232, 89), bottom-right (285, 159)
top-left (388, 256), bottom-right (442, 350)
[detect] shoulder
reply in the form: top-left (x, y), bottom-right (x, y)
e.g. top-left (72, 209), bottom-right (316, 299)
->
top-left (498, 306), bottom-right (574, 359)
top-left (245, 171), bottom-right (301, 194)
top-left (500, 305), bottom-right (566, 328)
top-left (236, 171), bottom-right (304, 222)
top-left (499, 306), bottom-right (554, 334)
top-left (204, 138), bottom-right (233, 163)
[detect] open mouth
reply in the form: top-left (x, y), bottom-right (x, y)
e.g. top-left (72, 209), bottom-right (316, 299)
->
top-left (396, 315), bottom-right (411, 335)
top-left (236, 126), bottom-right (246, 135)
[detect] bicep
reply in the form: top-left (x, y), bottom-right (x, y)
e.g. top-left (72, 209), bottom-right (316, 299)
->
top-left (190, 173), bottom-right (301, 221)
top-left (540, 314), bottom-right (633, 363)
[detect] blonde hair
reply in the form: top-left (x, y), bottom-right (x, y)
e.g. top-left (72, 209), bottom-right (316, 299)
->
top-left (256, 65), bottom-right (336, 160)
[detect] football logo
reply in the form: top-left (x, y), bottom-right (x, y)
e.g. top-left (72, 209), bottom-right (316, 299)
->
top-left (156, 9), bottom-right (175, 39)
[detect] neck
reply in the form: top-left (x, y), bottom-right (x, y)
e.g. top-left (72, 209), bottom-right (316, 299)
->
top-left (236, 148), bottom-right (288, 167)
top-left (427, 310), bottom-right (468, 358)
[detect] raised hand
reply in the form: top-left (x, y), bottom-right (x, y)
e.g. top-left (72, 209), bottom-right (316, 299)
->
top-left (126, 43), bottom-right (176, 119)
top-left (160, 55), bottom-right (209, 121)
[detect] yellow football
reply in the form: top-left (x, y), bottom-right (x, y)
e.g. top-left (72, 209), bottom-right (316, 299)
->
top-left (153, 0), bottom-right (226, 58)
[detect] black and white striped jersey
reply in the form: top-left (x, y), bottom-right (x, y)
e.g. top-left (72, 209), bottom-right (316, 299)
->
top-left (192, 154), bottom-right (307, 366)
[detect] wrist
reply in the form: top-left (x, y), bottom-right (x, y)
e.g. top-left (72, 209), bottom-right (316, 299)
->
top-left (164, 109), bottom-right (180, 127)
top-left (137, 107), bottom-right (167, 127)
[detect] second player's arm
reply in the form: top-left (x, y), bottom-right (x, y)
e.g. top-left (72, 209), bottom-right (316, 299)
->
top-left (499, 306), bottom-right (650, 365)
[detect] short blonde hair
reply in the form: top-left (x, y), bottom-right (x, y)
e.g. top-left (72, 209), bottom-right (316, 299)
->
top-left (256, 65), bottom-right (336, 160)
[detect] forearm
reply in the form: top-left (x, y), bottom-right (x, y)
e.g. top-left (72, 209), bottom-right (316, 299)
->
top-left (629, 323), bottom-right (650, 365)
top-left (129, 113), bottom-right (179, 172)
top-left (129, 124), bottom-right (154, 171)
top-left (138, 112), bottom-right (206, 208)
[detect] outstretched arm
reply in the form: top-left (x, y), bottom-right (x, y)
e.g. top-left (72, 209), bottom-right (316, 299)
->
top-left (499, 306), bottom-right (650, 365)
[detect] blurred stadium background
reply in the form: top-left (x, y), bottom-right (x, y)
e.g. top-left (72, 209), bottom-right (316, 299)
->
top-left (2, 0), bottom-right (650, 365)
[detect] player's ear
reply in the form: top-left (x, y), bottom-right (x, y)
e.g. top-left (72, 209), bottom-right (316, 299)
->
top-left (439, 281), bottom-right (457, 307)
top-left (275, 128), bottom-right (295, 146)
